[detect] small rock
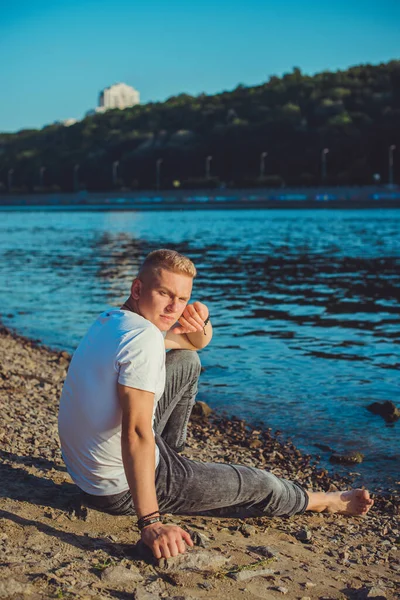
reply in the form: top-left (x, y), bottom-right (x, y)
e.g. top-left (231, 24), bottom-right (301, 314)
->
top-left (251, 545), bottom-right (278, 559)
top-left (305, 581), bottom-right (316, 588)
top-left (275, 586), bottom-right (289, 594)
top-left (238, 523), bottom-right (257, 537)
top-left (134, 588), bottom-right (160, 600)
top-left (366, 587), bottom-right (387, 599)
top-left (249, 439), bottom-right (262, 449)
top-left (367, 401), bottom-right (400, 423)
top-left (100, 565), bottom-right (143, 587)
top-left (229, 567), bottom-right (275, 581)
top-left (330, 452), bottom-right (364, 465)
top-left (186, 529), bottom-right (210, 548)
top-left (199, 581), bottom-right (213, 590)
top-left (191, 401), bottom-right (213, 418)
top-left (297, 528), bottom-right (312, 543)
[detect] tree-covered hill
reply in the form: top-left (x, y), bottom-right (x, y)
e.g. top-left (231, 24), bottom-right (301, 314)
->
top-left (1, 60), bottom-right (399, 192)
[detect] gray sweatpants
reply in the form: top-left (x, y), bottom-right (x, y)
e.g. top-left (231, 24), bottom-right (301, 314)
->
top-left (82, 350), bottom-right (309, 517)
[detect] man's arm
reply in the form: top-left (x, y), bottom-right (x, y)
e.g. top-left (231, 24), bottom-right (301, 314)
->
top-left (118, 384), bottom-right (193, 558)
top-left (165, 301), bottom-right (212, 350)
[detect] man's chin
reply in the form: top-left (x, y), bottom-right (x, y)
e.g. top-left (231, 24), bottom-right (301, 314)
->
top-left (158, 316), bottom-right (175, 330)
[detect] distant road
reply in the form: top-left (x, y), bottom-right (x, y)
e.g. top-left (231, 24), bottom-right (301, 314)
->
top-left (1, 185), bottom-right (400, 210)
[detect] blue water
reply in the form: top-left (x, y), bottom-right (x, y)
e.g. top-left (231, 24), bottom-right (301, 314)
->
top-left (1, 208), bottom-right (399, 489)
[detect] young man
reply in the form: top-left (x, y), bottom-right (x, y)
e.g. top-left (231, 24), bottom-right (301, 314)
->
top-left (58, 249), bottom-right (373, 560)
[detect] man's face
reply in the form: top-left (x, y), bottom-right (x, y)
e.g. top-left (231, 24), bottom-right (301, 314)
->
top-left (133, 268), bottom-right (193, 330)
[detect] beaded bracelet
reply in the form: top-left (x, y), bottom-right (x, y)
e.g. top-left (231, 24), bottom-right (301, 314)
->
top-left (203, 315), bottom-right (210, 335)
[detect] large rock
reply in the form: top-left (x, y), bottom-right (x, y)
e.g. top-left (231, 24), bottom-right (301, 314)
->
top-left (161, 549), bottom-right (230, 572)
top-left (134, 587), bottom-right (161, 600)
top-left (367, 401), bottom-right (400, 423)
top-left (329, 451), bottom-right (364, 465)
top-left (191, 401), bottom-right (213, 418)
top-left (0, 578), bottom-right (33, 598)
top-left (100, 565), bottom-right (143, 588)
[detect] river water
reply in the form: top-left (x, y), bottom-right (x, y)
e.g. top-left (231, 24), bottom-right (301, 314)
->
top-left (1, 208), bottom-right (399, 490)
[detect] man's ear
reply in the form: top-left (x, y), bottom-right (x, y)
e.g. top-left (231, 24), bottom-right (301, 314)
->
top-left (131, 278), bottom-right (142, 300)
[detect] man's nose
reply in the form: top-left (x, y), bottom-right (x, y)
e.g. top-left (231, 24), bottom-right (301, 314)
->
top-left (167, 298), bottom-right (179, 312)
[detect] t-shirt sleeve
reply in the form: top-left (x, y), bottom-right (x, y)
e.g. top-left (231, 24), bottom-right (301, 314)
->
top-left (115, 327), bottom-right (164, 392)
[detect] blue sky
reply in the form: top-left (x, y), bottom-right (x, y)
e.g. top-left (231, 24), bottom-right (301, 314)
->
top-left (0, 0), bottom-right (399, 133)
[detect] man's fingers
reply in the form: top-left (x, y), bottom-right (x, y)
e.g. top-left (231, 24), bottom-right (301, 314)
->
top-left (168, 540), bottom-right (180, 557)
top-left (185, 306), bottom-right (205, 327)
top-left (152, 543), bottom-right (162, 559)
top-left (185, 316), bottom-right (203, 331)
top-left (158, 542), bottom-right (171, 559)
top-left (176, 537), bottom-right (187, 554)
top-left (180, 529), bottom-right (194, 547)
top-left (178, 317), bottom-right (199, 332)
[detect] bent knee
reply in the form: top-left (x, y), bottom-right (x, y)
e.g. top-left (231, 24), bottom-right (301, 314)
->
top-left (167, 349), bottom-right (201, 374)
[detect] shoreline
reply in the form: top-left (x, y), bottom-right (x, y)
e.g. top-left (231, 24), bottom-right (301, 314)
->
top-left (1, 185), bottom-right (400, 212)
top-left (2, 321), bottom-right (398, 498)
top-left (0, 324), bottom-right (399, 599)
top-left (1, 321), bottom-right (398, 500)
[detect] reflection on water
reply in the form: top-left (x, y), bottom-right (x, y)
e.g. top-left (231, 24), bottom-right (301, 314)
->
top-left (0, 209), bottom-right (399, 489)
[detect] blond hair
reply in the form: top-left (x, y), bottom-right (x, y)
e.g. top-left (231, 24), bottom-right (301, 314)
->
top-left (138, 249), bottom-right (197, 280)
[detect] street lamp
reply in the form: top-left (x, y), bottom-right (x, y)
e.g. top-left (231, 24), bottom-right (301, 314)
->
top-left (156, 158), bottom-right (163, 190)
top-left (321, 148), bottom-right (329, 182)
top-left (389, 145), bottom-right (396, 186)
top-left (7, 168), bottom-right (14, 192)
top-left (73, 164), bottom-right (80, 191)
top-left (260, 151), bottom-right (268, 178)
top-left (39, 166), bottom-right (46, 188)
top-left (205, 155), bottom-right (212, 179)
top-left (112, 161), bottom-right (119, 187)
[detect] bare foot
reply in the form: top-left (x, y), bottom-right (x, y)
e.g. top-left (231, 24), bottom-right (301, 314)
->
top-left (307, 488), bottom-right (374, 516)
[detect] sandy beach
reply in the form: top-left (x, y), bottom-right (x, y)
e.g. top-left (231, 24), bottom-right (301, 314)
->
top-left (0, 325), bottom-right (399, 600)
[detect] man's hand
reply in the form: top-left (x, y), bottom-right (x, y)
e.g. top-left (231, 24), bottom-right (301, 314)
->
top-left (171, 301), bottom-right (209, 335)
top-left (141, 522), bottom-right (194, 559)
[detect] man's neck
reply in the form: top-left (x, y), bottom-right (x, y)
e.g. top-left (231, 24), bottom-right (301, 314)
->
top-left (121, 297), bottom-right (139, 314)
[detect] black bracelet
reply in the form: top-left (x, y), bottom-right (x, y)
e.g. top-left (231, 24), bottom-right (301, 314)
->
top-left (138, 516), bottom-right (162, 531)
top-left (203, 314), bottom-right (210, 335)
top-left (138, 510), bottom-right (160, 521)
top-left (137, 511), bottom-right (161, 529)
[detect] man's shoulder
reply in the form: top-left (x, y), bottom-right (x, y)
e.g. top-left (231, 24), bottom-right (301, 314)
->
top-left (116, 311), bottom-right (163, 348)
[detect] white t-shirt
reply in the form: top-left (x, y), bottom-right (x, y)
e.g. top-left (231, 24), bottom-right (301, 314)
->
top-left (58, 309), bottom-right (166, 495)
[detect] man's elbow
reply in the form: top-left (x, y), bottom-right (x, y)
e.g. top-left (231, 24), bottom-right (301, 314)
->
top-left (121, 427), bottom-right (155, 449)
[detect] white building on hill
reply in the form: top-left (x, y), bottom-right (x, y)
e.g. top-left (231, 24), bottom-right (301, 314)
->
top-left (96, 83), bottom-right (140, 113)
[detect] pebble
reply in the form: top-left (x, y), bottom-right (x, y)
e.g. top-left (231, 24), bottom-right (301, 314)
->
top-left (238, 523), bottom-right (257, 537)
top-left (199, 581), bottom-right (213, 590)
top-left (297, 528), bottom-right (312, 543)
top-left (366, 587), bottom-right (387, 599)
top-left (229, 567), bottom-right (275, 581)
top-left (275, 586), bottom-right (289, 594)
top-left (186, 529), bottom-right (210, 548)
top-left (252, 545), bottom-right (278, 559)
